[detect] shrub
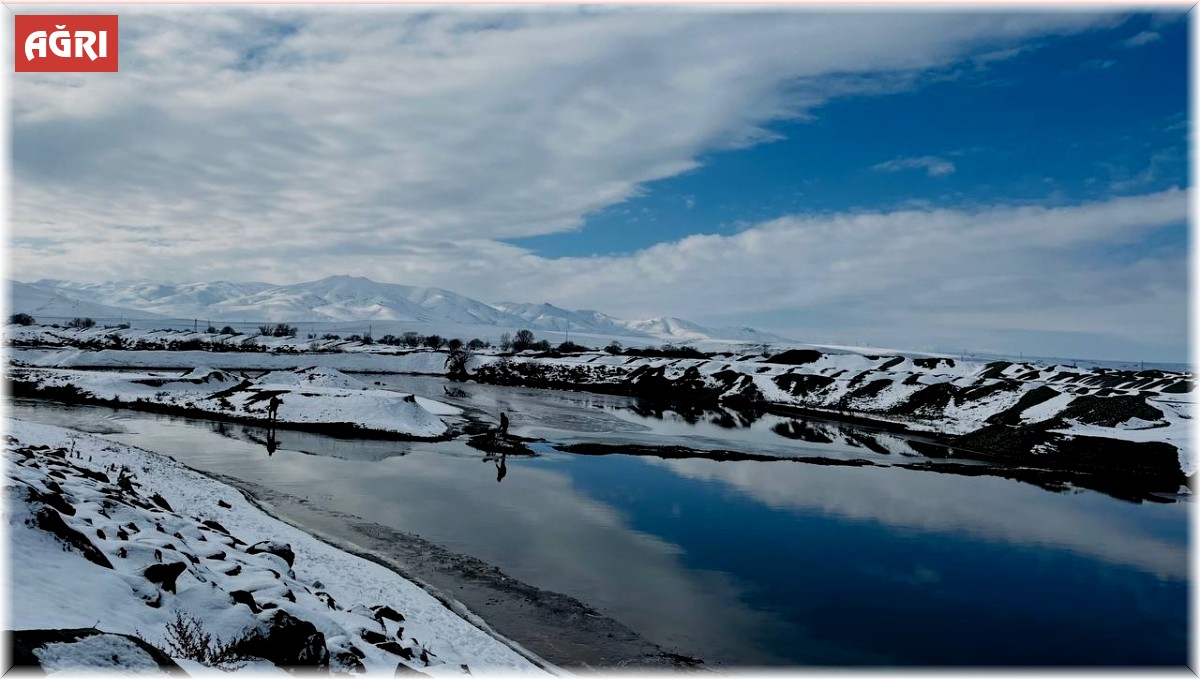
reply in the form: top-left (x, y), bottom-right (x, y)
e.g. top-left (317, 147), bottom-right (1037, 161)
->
top-left (557, 341), bottom-right (590, 353)
top-left (424, 334), bottom-right (446, 349)
top-left (531, 339), bottom-right (551, 351)
top-left (447, 338), bottom-right (463, 351)
top-left (467, 338), bottom-right (487, 350)
top-left (220, 326), bottom-right (238, 335)
top-left (605, 341), bottom-right (623, 354)
top-left (9, 313), bottom-right (35, 326)
top-left (402, 332), bottom-right (423, 348)
top-left (499, 332), bottom-right (512, 351)
top-left (66, 317), bottom-right (95, 329)
top-left (160, 611), bottom-right (251, 671)
top-left (322, 333), bottom-right (341, 340)
top-left (206, 325), bottom-right (218, 334)
top-left (271, 324), bottom-right (296, 338)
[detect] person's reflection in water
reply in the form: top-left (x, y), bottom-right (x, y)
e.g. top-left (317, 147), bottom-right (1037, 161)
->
top-left (265, 426), bottom-right (278, 456)
top-left (495, 453), bottom-right (507, 483)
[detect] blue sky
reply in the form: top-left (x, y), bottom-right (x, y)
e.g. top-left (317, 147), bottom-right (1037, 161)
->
top-left (515, 13), bottom-right (1187, 259)
top-left (10, 9), bottom-right (1190, 362)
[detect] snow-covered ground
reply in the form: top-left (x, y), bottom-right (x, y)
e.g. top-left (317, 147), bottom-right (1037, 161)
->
top-left (5, 419), bottom-right (551, 675)
top-left (8, 365), bottom-right (454, 438)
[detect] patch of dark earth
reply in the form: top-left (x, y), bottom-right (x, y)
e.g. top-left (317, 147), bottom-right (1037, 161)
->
top-left (197, 471), bottom-right (702, 671)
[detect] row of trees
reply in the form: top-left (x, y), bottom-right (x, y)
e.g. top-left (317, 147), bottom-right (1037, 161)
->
top-left (9, 314), bottom-right (712, 361)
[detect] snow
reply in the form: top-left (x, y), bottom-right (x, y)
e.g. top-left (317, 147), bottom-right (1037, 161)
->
top-left (6, 419), bottom-right (551, 675)
top-left (9, 366), bottom-right (453, 438)
top-left (34, 634), bottom-right (164, 673)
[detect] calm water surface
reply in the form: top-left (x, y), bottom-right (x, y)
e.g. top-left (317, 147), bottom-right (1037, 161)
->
top-left (8, 375), bottom-right (1188, 666)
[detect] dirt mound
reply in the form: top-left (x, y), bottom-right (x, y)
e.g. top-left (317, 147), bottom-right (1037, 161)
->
top-left (1055, 395), bottom-right (1164, 427)
top-left (762, 349), bottom-right (823, 365)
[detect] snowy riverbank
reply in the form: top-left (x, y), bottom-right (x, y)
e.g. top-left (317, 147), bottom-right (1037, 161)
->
top-left (7, 366), bottom-right (456, 439)
top-left (5, 418), bottom-right (551, 675)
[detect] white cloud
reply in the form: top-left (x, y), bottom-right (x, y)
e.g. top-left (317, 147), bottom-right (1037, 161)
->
top-left (871, 155), bottom-right (957, 177)
top-left (12, 7), bottom-right (1122, 281)
top-left (12, 8), bottom-right (1183, 358)
top-left (1120, 30), bottom-right (1161, 47)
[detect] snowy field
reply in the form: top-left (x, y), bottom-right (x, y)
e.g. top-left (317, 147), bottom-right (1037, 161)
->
top-left (5, 419), bottom-right (551, 675)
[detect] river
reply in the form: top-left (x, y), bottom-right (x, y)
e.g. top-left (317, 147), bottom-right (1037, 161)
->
top-left (7, 373), bottom-right (1188, 667)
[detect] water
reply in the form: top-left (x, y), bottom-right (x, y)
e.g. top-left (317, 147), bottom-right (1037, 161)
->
top-left (7, 380), bottom-right (1188, 667)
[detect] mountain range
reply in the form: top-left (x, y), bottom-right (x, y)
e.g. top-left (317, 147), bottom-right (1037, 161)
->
top-left (10, 276), bottom-right (787, 344)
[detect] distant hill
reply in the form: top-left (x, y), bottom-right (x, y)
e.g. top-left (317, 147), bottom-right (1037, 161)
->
top-left (15, 276), bottom-right (790, 344)
top-left (9, 281), bottom-right (167, 321)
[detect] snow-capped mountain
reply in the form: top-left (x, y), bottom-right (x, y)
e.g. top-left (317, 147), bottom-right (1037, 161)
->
top-left (15, 276), bottom-right (790, 343)
top-left (8, 281), bottom-right (167, 321)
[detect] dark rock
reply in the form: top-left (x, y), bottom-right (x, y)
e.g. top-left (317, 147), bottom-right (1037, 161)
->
top-left (361, 629), bottom-right (388, 644)
top-left (201, 519), bottom-right (229, 534)
top-left (142, 562), bottom-right (187, 593)
top-left (27, 487), bottom-right (76, 517)
top-left (248, 540), bottom-right (295, 567)
top-left (31, 507), bottom-right (112, 569)
top-left (377, 640), bottom-right (408, 655)
top-left (148, 493), bottom-right (172, 512)
top-left (230, 590), bottom-right (261, 613)
top-left (75, 467), bottom-right (109, 484)
top-left (224, 565), bottom-right (242, 577)
top-left (218, 499), bottom-right (232, 509)
top-left (231, 609), bottom-right (329, 669)
top-left (373, 605), bottom-right (405, 624)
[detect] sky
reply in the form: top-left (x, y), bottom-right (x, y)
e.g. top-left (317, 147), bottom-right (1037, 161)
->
top-left (8, 7), bottom-right (1190, 362)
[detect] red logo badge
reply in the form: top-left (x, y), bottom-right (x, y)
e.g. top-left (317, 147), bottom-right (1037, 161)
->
top-left (15, 15), bottom-right (118, 72)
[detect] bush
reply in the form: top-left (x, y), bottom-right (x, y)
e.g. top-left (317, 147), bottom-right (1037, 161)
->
top-left (557, 341), bottom-right (590, 353)
top-left (360, 334), bottom-right (374, 345)
top-left (9, 313), bottom-right (35, 326)
top-left (531, 339), bottom-right (551, 352)
top-left (402, 332), bottom-right (423, 348)
top-left (499, 332), bottom-right (512, 351)
top-left (467, 338), bottom-right (487, 350)
top-left (220, 326), bottom-right (238, 335)
top-left (271, 324), bottom-right (296, 338)
top-left (206, 325), bottom-right (218, 334)
top-left (424, 334), bottom-right (446, 349)
top-left (447, 338), bottom-right (463, 351)
top-left (322, 333), bottom-right (341, 340)
top-left (160, 611), bottom-right (251, 671)
top-left (66, 317), bottom-right (95, 329)
top-left (605, 341), bottom-right (623, 354)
